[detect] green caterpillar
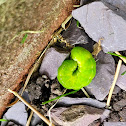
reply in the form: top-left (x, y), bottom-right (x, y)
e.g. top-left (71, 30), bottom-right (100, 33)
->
top-left (57, 47), bottom-right (96, 90)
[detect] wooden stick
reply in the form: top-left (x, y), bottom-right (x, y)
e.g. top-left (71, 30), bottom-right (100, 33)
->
top-left (8, 89), bottom-right (55, 126)
top-left (106, 60), bottom-right (122, 107)
top-left (115, 51), bottom-right (126, 64)
top-left (73, 5), bottom-right (80, 8)
top-left (61, 14), bottom-right (72, 30)
top-left (26, 111), bottom-right (34, 126)
top-left (81, 88), bottom-right (90, 98)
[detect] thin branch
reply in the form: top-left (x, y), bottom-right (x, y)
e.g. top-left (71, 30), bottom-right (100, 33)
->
top-left (26, 111), bottom-right (34, 126)
top-left (115, 51), bottom-right (126, 64)
top-left (11, 30), bottom-right (44, 42)
top-left (106, 59), bottom-right (122, 107)
top-left (73, 5), bottom-right (80, 7)
top-left (48, 89), bottom-right (67, 126)
top-left (81, 87), bottom-right (90, 98)
top-left (61, 14), bottom-right (72, 30)
top-left (8, 89), bottom-right (55, 126)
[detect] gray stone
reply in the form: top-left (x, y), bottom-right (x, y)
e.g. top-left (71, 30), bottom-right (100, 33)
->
top-left (113, 86), bottom-right (121, 95)
top-left (2, 121), bottom-right (19, 126)
top-left (116, 65), bottom-right (126, 91)
top-left (50, 105), bottom-right (104, 126)
top-left (85, 51), bottom-right (115, 101)
top-left (62, 19), bottom-right (89, 45)
top-left (88, 120), bottom-right (101, 126)
top-left (101, 109), bottom-right (110, 122)
top-left (101, 0), bottom-right (126, 22)
top-left (113, 99), bottom-right (126, 111)
top-left (119, 107), bottom-right (126, 121)
top-left (22, 91), bottom-right (31, 103)
top-left (57, 97), bottom-right (106, 108)
top-left (104, 122), bottom-right (126, 126)
top-left (72, 2), bottom-right (126, 53)
top-left (62, 19), bottom-right (94, 52)
top-left (102, 0), bottom-right (126, 13)
top-left (31, 113), bottom-right (43, 126)
top-left (122, 91), bottom-right (126, 99)
top-left (39, 47), bottom-right (69, 80)
top-left (1, 102), bottom-right (27, 126)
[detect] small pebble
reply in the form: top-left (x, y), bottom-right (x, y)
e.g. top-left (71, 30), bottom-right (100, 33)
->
top-left (36, 77), bottom-right (44, 85)
top-left (51, 83), bottom-right (62, 96)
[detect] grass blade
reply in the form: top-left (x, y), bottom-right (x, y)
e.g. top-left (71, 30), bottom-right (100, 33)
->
top-left (121, 71), bottom-right (126, 75)
top-left (42, 90), bottom-right (78, 105)
top-left (107, 52), bottom-right (126, 59)
top-left (0, 119), bottom-right (8, 122)
top-left (76, 20), bottom-right (80, 28)
top-left (21, 34), bottom-right (28, 44)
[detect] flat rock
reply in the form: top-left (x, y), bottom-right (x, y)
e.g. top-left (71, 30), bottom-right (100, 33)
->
top-left (0, 0), bottom-right (75, 117)
top-left (102, 0), bottom-right (126, 13)
top-left (72, 1), bottom-right (126, 53)
top-left (31, 113), bottom-right (43, 126)
top-left (39, 47), bottom-right (69, 80)
top-left (116, 65), bottom-right (126, 91)
top-left (50, 105), bottom-right (104, 126)
top-left (62, 19), bottom-right (94, 52)
top-left (85, 51), bottom-right (115, 101)
top-left (104, 122), bottom-right (126, 126)
top-left (57, 97), bottom-right (106, 108)
top-left (62, 19), bottom-right (89, 45)
top-left (113, 99), bottom-right (126, 111)
top-left (1, 102), bottom-right (27, 126)
top-left (88, 120), bottom-right (101, 126)
top-left (119, 107), bottom-right (126, 121)
top-left (113, 86), bottom-right (121, 95)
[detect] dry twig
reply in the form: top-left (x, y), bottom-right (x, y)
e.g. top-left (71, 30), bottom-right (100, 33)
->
top-left (61, 14), bottom-right (72, 30)
top-left (48, 89), bottom-right (67, 126)
top-left (73, 5), bottom-right (80, 7)
top-left (115, 51), bottom-right (126, 64)
top-left (106, 59), bottom-right (122, 107)
top-left (8, 89), bottom-right (55, 126)
top-left (10, 30), bottom-right (44, 42)
top-left (26, 111), bottom-right (34, 126)
top-left (92, 38), bottom-right (103, 56)
top-left (81, 88), bottom-right (90, 98)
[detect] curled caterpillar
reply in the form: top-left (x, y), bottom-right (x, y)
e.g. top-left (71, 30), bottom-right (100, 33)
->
top-left (57, 46), bottom-right (96, 90)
